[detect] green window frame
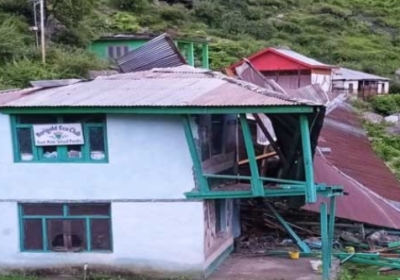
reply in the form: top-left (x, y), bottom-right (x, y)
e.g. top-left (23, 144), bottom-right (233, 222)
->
top-left (19, 203), bottom-right (112, 252)
top-left (11, 114), bottom-right (108, 163)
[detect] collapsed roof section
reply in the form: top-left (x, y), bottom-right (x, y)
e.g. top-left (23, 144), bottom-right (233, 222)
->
top-left (116, 34), bottom-right (187, 73)
top-left (232, 59), bottom-right (400, 229)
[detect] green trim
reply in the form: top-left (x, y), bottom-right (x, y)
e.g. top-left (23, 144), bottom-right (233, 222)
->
top-left (202, 43), bottom-right (209, 69)
top-left (185, 184), bottom-right (343, 199)
top-left (0, 106), bottom-right (315, 115)
top-left (239, 114), bottom-right (264, 196)
top-left (266, 202), bottom-right (311, 253)
top-left (11, 114), bottom-right (108, 164)
top-left (19, 203), bottom-right (112, 253)
top-left (205, 244), bottom-right (234, 278)
top-left (328, 196), bottom-right (337, 268)
top-left (320, 203), bottom-right (330, 280)
top-left (187, 42), bottom-right (195, 66)
top-left (182, 115), bottom-right (210, 192)
top-left (299, 114), bottom-right (316, 203)
top-left (18, 204), bottom-right (24, 252)
top-left (203, 174), bottom-right (304, 185)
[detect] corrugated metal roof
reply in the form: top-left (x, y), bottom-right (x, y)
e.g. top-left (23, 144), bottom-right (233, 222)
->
top-left (287, 84), bottom-right (330, 106)
top-left (333, 67), bottom-right (390, 81)
top-left (303, 152), bottom-right (400, 229)
top-left (235, 60), bottom-right (288, 95)
top-left (319, 103), bottom-right (400, 202)
top-left (271, 48), bottom-right (332, 68)
top-left (0, 67), bottom-right (317, 108)
top-left (116, 34), bottom-right (187, 73)
top-left (227, 48), bottom-right (335, 72)
top-left (233, 60), bottom-right (341, 108)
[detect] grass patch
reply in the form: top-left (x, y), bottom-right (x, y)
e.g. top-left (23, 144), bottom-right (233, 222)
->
top-left (340, 264), bottom-right (400, 280)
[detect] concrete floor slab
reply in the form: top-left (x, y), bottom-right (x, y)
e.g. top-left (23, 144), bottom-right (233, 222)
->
top-left (209, 254), bottom-right (338, 280)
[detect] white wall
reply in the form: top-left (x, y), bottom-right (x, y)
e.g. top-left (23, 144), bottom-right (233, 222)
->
top-left (0, 201), bottom-right (205, 277)
top-left (0, 114), bottom-right (196, 200)
top-left (0, 114), bottom-right (209, 276)
top-left (382, 81), bottom-right (390, 94)
top-left (311, 73), bottom-right (332, 93)
top-left (344, 81), bottom-right (359, 93)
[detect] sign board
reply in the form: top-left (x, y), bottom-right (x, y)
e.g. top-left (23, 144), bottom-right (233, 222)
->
top-left (33, 123), bottom-right (84, 146)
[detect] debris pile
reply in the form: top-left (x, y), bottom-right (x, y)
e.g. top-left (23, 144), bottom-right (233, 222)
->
top-left (237, 199), bottom-right (400, 256)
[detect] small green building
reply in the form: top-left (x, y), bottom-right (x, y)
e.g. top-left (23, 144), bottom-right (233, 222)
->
top-left (88, 33), bottom-right (210, 69)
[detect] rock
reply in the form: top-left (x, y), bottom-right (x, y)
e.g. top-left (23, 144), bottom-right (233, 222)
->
top-left (362, 112), bottom-right (383, 124)
top-left (385, 114), bottom-right (400, 124)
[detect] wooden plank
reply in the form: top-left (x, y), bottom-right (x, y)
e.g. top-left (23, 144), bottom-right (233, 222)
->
top-left (237, 151), bottom-right (277, 166)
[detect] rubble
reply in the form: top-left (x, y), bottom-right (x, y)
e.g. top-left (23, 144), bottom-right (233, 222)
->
top-left (237, 199), bottom-right (400, 256)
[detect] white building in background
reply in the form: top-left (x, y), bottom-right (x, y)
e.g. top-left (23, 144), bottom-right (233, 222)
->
top-left (332, 67), bottom-right (390, 96)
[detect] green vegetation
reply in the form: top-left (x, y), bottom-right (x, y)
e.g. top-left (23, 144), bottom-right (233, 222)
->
top-left (354, 95), bottom-right (400, 179)
top-left (340, 264), bottom-right (399, 280)
top-left (2, 0), bottom-right (400, 89)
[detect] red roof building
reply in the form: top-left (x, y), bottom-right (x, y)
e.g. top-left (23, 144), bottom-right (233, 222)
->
top-left (228, 48), bottom-right (336, 93)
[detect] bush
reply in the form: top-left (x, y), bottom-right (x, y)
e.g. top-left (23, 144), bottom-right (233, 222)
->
top-left (110, 0), bottom-right (151, 12)
top-left (159, 4), bottom-right (188, 25)
top-left (193, 0), bottom-right (224, 28)
top-left (110, 12), bottom-right (141, 32)
top-left (371, 95), bottom-right (400, 115)
top-left (0, 16), bottom-right (30, 63)
top-left (0, 46), bottom-right (108, 88)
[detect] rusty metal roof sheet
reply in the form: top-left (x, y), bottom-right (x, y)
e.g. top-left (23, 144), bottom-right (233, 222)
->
top-left (319, 103), bottom-right (400, 202)
top-left (116, 34), bottom-right (187, 73)
top-left (0, 67), bottom-right (317, 108)
top-left (303, 152), bottom-right (400, 229)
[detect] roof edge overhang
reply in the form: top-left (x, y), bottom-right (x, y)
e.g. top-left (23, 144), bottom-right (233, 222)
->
top-left (0, 105), bottom-right (320, 115)
top-left (332, 78), bottom-right (391, 82)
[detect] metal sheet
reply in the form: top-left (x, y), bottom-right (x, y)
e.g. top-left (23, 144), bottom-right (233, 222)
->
top-left (116, 34), bottom-right (187, 73)
top-left (333, 67), bottom-right (390, 81)
top-left (0, 67), bottom-right (313, 108)
top-left (319, 104), bottom-right (400, 202)
top-left (303, 152), bottom-right (400, 229)
top-left (272, 48), bottom-right (332, 68)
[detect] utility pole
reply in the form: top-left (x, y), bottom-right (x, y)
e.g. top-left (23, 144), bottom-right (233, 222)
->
top-left (40, 0), bottom-right (46, 63)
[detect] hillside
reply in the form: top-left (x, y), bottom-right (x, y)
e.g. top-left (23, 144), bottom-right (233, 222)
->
top-left (1, 0), bottom-right (400, 89)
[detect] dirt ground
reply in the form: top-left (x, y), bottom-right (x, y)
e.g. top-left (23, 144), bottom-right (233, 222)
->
top-left (209, 254), bottom-right (339, 280)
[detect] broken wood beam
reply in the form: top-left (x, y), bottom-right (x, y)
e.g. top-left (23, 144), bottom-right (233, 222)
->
top-left (252, 113), bottom-right (287, 166)
top-left (238, 151), bottom-right (277, 165)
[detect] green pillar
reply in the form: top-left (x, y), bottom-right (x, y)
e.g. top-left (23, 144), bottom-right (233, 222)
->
top-left (188, 42), bottom-right (195, 66)
top-left (266, 202), bottom-right (311, 253)
top-left (299, 114), bottom-right (316, 203)
top-left (202, 43), bottom-right (209, 69)
top-left (182, 115), bottom-right (210, 193)
top-left (239, 114), bottom-right (264, 196)
top-left (328, 196), bottom-right (337, 268)
top-left (320, 202), bottom-right (330, 280)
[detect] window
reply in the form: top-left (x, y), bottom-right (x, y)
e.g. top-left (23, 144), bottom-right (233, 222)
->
top-left (215, 199), bottom-right (227, 234)
top-left (107, 45), bottom-right (129, 59)
top-left (20, 203), bottom-right (112, 252)
top-left (12, 114), bottom-right (108, 163)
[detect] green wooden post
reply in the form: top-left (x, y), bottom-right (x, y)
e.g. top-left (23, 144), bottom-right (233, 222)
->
top-left (320, 202), bottom-right (330, 280)
top-left (188, 42), bottom-right (195, 66)
top-left (299, 114), bottom-right (316, 203)
top-left (239, 114), bottom-right (264, 196)
top-left (328, 196), bottom-right (337, 268)
top-left (202, 43), bottom-right (209, 69)
top-left (266, 202), bottom-right (311, 253)
top-left (182, 115), bottom-right (210, 193)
